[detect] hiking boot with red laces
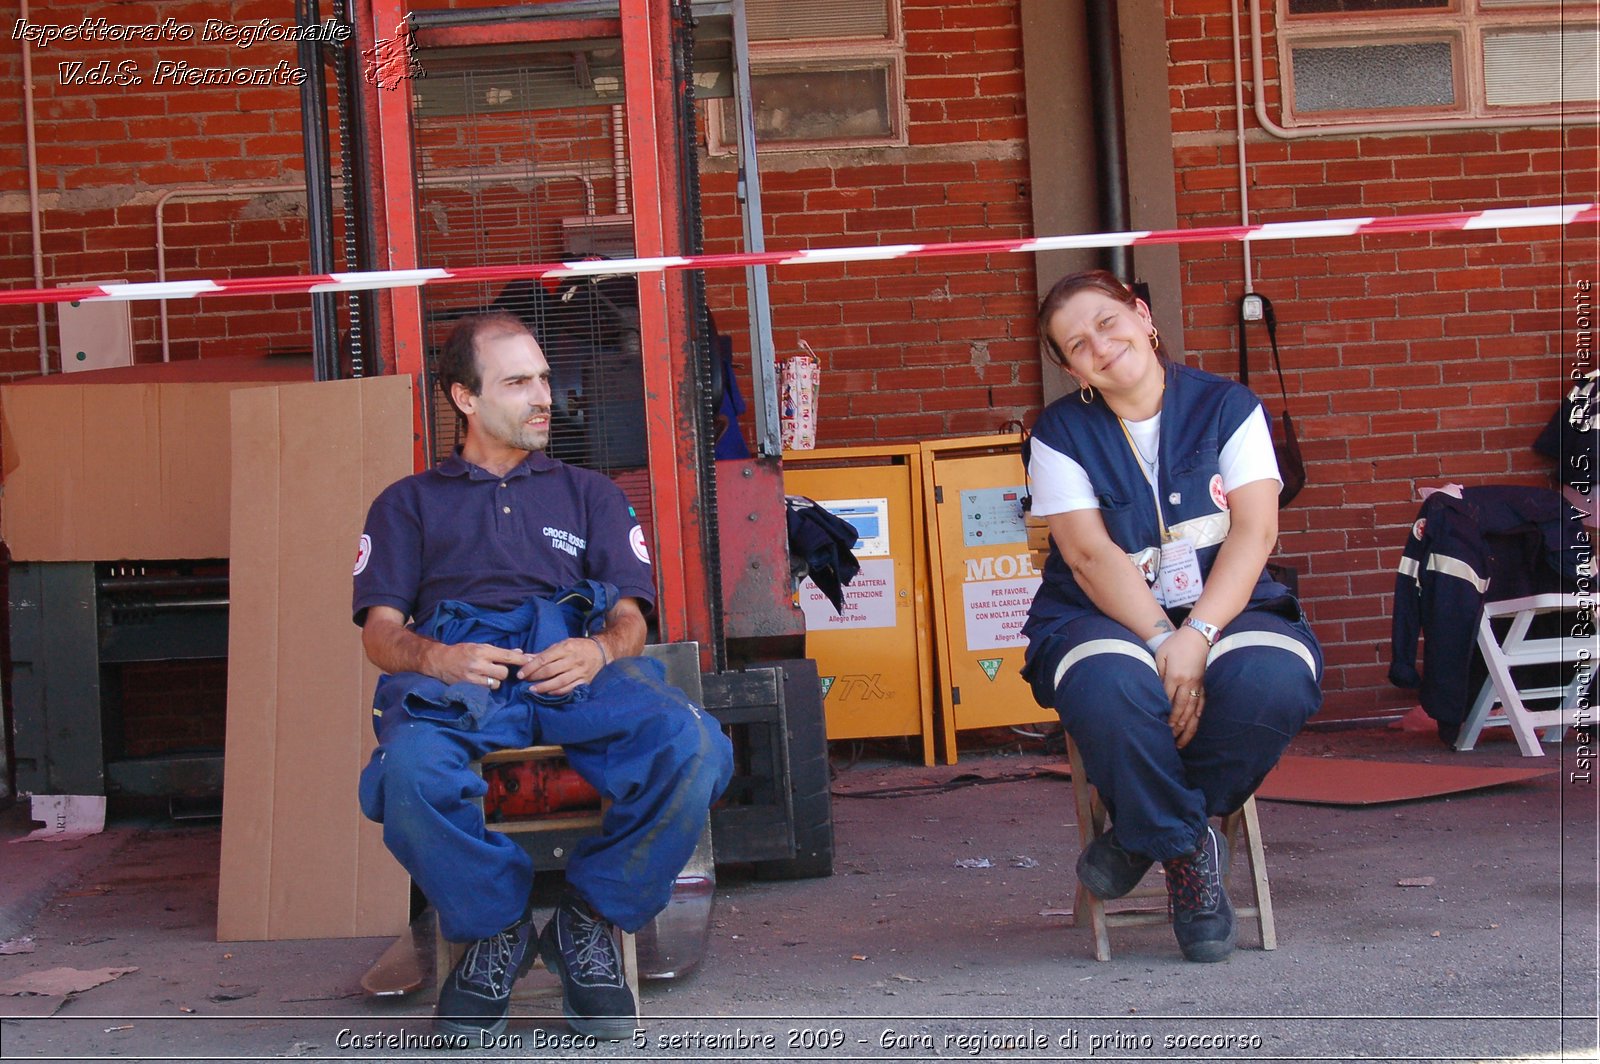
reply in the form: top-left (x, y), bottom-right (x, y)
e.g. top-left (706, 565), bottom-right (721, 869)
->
top-left (538, 889), bottom-right (636, 1040)
top-left (1164, 824), bottom-right (1235, 963)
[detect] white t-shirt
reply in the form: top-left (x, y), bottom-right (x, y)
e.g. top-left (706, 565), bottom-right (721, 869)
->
top-left (1028, 405), bottom-right (1280, 515)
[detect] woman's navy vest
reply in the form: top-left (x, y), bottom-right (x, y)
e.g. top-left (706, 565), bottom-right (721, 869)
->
top-left (1023, 362), bottom-right (1289, 659)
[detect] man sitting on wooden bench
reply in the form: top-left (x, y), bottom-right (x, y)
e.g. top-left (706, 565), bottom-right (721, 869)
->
top-left (352, 312), bottom-right (733, 1042)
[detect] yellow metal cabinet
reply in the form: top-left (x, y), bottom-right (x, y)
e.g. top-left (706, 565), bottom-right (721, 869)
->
top-left (922, 435), bottom-right (1054, 762)
top-left (783, 446), bottom-right (935, 765)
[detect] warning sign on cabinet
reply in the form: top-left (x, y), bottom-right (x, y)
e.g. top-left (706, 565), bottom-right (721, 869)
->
top-left (800, 557), bottom-right (897, 630)
top-left (962, 575), bottom-right (1040, 651)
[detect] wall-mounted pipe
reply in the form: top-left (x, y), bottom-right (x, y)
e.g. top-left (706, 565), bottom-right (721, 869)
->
top-left (21, 0), bottom-right (49, 375)
top-left (1229, 0), bottom-right (1255, 293)
top-left (1085, 0), bottom-right (1130, 281)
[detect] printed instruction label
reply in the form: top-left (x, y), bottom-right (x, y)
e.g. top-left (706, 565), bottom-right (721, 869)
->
top-left (800, 557), bottom-right (897, 630)
top-left (963, 575), bottom-right (1040, 650)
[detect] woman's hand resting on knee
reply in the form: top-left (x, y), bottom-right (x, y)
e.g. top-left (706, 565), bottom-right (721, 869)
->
top-left (1156, 626), bottom-right (1209, 748)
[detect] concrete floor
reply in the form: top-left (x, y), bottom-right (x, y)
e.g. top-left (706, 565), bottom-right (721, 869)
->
top-left (0, 721), bottom-right (1595, 1063)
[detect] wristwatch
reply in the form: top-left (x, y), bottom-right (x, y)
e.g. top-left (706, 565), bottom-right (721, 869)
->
top-left (1183, 616), bottom-right (1221, 647)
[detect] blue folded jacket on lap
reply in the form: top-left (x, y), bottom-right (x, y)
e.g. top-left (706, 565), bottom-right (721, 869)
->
top-left (371, 579), bottom-right (617, 730)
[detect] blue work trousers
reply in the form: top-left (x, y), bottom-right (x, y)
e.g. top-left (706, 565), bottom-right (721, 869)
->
top-left (358, 603), bottom-right (733, 942)
top-left (1031, 605), bottom-right (1322, 862)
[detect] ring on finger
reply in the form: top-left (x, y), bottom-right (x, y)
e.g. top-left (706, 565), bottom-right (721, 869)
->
top-left (1189, 688), bottom-right (1200, 698)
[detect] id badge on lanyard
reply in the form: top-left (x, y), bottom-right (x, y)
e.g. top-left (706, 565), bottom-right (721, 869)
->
top-left (1156, 537), bottom-right (1203, 608)
top-left (1133, 538), bottom-right (1204, 608)
top-left (1119, 417), bottom-right (1203, 608)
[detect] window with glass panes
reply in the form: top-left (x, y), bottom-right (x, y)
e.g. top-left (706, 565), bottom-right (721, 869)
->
top-left (709, 0), bottom-right (905, 152)
top-left (1276, 0), bottom-right (1598, 125)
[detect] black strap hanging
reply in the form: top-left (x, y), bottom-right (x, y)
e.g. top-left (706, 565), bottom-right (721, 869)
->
top-left (1238, 294), bottom-right (1307, 508)
top-left (1237, 294), bottom-right (1291, 408)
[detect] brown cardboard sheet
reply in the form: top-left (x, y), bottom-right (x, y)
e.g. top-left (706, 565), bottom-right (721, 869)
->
top-left (12, 352), bottom-right (312, 386)
top-left (1039, 753), bottom-right (1553, 806)
top-left (1255, 755), bottom-right (1555, 806)
top-left (216, 374), bottom-right (414, 942)
top-left (0, 378), bottom-right (282, 560)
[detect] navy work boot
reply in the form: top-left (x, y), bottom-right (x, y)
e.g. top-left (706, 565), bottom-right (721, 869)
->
top-left (1076, 830), bottom-right (1155, 900)
top-left (1164, 824), bottom-right (1236, 963)
top-left (435, 893), bottom-right (541, 1039)
top-left (538, 889), bottom-right (637, 1040)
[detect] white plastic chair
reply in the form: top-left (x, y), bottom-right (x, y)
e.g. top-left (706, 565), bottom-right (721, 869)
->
top-left (1456, 594), bottom-right (1597, 757)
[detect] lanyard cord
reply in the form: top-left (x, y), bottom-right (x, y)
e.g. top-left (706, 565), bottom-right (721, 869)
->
top-left (1116, 378), bottom-right (1170, 542)
top-left (1019, 427), bottom-right (1034, 512)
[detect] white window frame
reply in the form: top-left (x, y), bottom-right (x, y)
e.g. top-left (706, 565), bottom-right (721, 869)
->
top-left (707, 0), bottom-right (907, 154)
top-left (1276, 0), bottom-right (1600, 127)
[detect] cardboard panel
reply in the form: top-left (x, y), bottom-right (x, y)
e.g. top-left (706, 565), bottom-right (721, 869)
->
top-left (86, 385), bottom-right (163, 542)
top-left (215, 388), bottom-right (282, 942)
top-left (159, 384), bottom-right (238, 544)
top-left (0, 387), bottom-right (84, 557)
top-left (1255, 755), bottom-right (1555, 806)
top-left (0, 379), bottom-right (277, 561)
top-left (217, 374), bottom-right (415, 942)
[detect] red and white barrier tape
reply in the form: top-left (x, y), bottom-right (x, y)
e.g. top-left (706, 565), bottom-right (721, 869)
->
top-left (1, 203), bottom-right (1594, 307)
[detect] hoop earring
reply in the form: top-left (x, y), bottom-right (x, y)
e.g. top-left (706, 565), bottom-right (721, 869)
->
top-left (1149, 328), bottom-right (1161, 352)
top-left (1078, 383), bottom-right (1094, 404)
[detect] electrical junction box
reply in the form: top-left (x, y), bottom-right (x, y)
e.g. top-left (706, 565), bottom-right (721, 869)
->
top-left (58, 283), bottom-right (134, 373)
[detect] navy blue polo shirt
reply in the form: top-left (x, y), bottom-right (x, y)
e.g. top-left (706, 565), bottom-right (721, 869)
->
top-left (352, 451), bottom-right (655, 627)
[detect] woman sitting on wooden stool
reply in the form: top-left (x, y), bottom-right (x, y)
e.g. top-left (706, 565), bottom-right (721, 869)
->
top-left (1021, 271), bottom-right (1323, 963)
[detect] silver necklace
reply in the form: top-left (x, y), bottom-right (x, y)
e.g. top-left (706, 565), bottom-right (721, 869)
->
top-left (1122, 420), bottom-right (1159, 474)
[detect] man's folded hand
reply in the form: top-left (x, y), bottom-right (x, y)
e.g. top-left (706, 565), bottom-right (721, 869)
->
top-left (427, 642), bottom-right (531, 690)
top-left (519, 637), bottom-right (607, 698)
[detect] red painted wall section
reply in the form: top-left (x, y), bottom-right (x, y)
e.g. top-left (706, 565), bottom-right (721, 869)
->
top-left (1165, 0), bottom-right (1597, 718)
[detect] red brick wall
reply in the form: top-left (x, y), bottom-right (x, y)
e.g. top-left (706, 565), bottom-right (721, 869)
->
top-left (1166, 0), bottom-right (1597, 719)
top-left (0, 0), bottom-right (331, 376)
top-left (1, 0), bottom-right (1590, 726)
top-left (701, 0), bottom-right (1040, 444)
top-left (1, 0), bottom-right (1037, 425)
top-left (114, 660), bottom-right (228, 758)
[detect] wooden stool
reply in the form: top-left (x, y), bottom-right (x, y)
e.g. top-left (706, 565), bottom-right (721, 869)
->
top-left (1066, 736), bottom-right (1276, 961)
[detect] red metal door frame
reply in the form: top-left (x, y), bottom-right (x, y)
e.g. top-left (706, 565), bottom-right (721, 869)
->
top-left (357, 0), bottom-right (429, 474)
top-left (618, 0), bottom-right (710, 649)
top-left (358, 0), bottom-right (716, 652)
